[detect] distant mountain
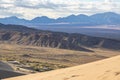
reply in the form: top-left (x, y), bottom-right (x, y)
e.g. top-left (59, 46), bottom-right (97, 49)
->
top-left (31, 16), bottom-right (55, 23)
top-left (56, 14), bottom-right (90, 23)
top-left (0, 16), bottom-right (29, 25)
top-left (0, 23), bottom-right (120, 51)
top-left (0, 12), bottom-right (120, 26)
top-left (90, 12), bottom-right (120, 25)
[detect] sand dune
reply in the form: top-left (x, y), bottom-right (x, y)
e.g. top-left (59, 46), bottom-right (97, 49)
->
top-left (0, 61), bottom-right (24, 79)
top-left (0, 69), bottom-right (24, 79)
top-left (0, 61), bottom-right (14, 71)
top-left (4, 55), bottom-right (120, 80)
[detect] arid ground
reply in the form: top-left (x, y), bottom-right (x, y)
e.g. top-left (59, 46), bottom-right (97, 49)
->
top-left (4, 54), bottom-right (120, 80)
top-left (0, 43), bottom-right (120, 74)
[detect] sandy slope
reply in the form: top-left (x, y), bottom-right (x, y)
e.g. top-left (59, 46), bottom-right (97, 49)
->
top-left (0, 61), bottom-right (14, 71)
top-left (4, 55), bottom-right (120, 80)
top-left (0, 69), bottom-right (24, 79)
top-left (0, 61), bottom-right (24, 79)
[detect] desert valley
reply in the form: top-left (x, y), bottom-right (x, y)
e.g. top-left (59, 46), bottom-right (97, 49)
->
top-left (0, 0), bottom-right (120, 80)
top-left (0, 22), bottom-right (120, 80)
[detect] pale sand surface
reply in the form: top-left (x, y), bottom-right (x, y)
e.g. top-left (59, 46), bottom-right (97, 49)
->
top-left (4, 55), bottom-right (120, 80)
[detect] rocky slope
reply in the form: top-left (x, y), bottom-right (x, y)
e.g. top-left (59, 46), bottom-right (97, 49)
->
top-left (0, 23), bottom-right (120, 51)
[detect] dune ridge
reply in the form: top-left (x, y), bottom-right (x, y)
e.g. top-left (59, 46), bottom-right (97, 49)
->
top-left (4, 55), bottom-right (120, 80)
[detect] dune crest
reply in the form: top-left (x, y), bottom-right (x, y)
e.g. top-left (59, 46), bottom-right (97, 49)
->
top-left (4, 55), bottom-right (120, 80)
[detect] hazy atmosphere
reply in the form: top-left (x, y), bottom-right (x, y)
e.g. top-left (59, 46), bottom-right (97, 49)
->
top-left (0, 0), bottom-right (120, 19)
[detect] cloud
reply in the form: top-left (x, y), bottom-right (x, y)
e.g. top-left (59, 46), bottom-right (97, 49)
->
top-left (14, 0), bottom-right (67, 9)
top-left (0, 0), bottom-right (120, 19)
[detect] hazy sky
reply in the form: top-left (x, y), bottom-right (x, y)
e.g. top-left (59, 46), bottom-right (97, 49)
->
top-left (0, 0), bottom-right (120, 20)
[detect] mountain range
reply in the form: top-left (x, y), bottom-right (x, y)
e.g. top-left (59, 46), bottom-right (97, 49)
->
top-left (0, 12), bottom-right (120, 27)
top-left (0, 23), bottom-right (120, 52)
